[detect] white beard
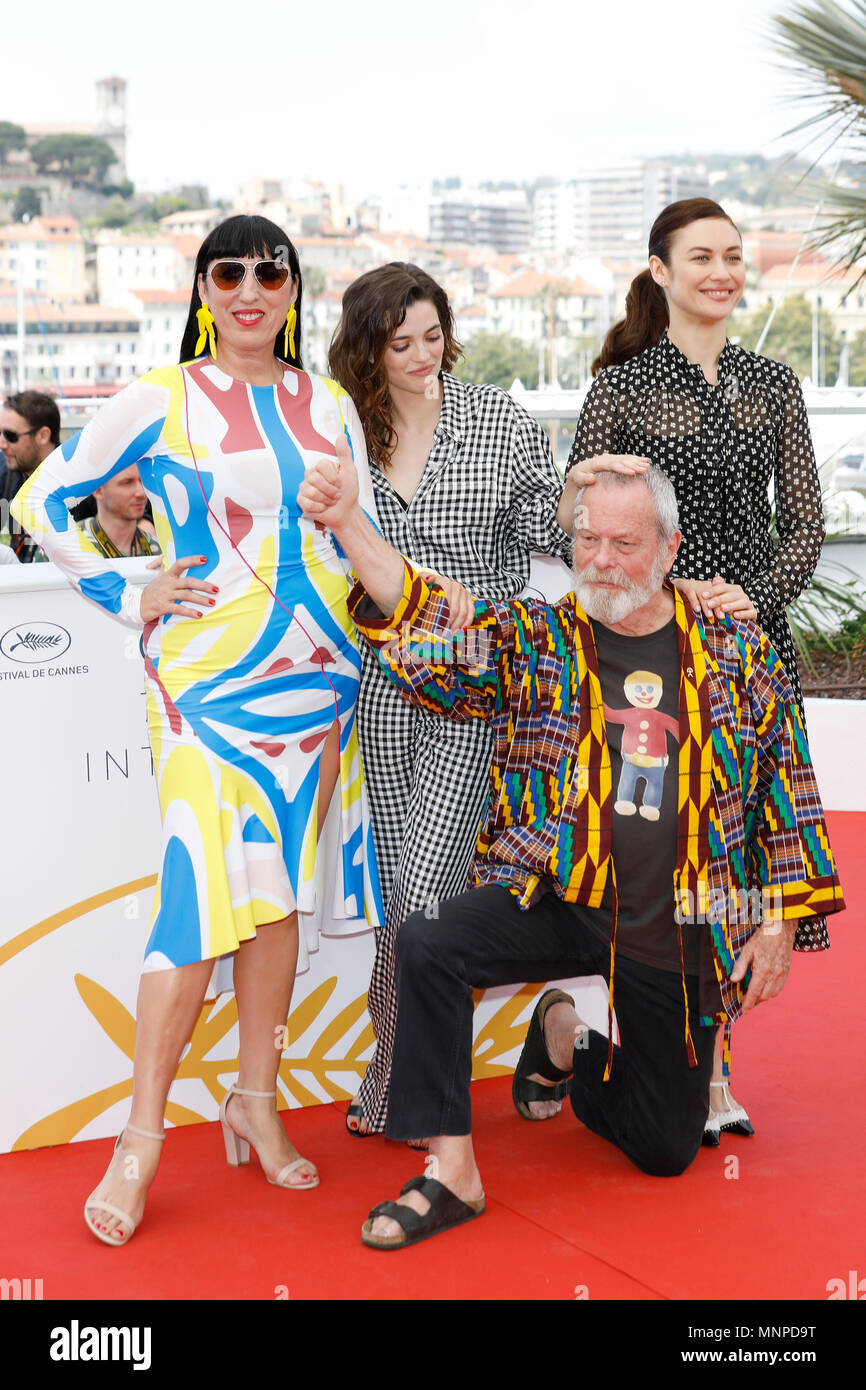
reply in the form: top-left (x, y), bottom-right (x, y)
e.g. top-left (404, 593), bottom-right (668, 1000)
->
top-left (573, 553), bottom-right (668, 624)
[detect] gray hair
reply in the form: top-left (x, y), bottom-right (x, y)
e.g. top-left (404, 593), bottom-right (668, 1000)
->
top-left (573, 465), bottom-right (680, 543)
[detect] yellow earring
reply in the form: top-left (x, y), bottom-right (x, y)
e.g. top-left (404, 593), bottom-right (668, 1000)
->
top-left (195, 303), bottom-right (217, 359)
top-left (284, 305), bottom-right (297, 359)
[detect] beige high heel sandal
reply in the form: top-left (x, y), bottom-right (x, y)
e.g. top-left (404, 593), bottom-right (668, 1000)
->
top-left (83, 1123), bottom-right (166, 1247)
top-left (219, 1085), bottom-right (319, 1189)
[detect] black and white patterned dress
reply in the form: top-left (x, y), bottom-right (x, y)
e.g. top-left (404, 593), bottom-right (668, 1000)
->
top-left (356, 370), bottom-right (573, 1129)
top-left (567, 334), bottom-right (828, 951)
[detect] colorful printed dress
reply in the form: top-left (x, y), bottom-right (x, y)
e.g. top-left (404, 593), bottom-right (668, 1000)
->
top-left (12, 359), bottom-right (385, 977)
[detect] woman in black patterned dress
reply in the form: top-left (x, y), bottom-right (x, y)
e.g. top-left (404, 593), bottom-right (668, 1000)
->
top-left (566, 198), bottom-right (827, 1141)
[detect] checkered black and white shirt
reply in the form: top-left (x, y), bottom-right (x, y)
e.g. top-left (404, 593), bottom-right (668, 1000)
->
top-left (369, 371), bottom-right (572, 595)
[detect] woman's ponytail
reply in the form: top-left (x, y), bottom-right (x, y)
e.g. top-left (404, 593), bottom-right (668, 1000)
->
top-left (592, 269), bottom-right (668, 374)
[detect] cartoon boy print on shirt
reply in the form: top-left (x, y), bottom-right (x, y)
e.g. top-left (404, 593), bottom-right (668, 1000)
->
top-left (603, 670), bottom-right (679, 822)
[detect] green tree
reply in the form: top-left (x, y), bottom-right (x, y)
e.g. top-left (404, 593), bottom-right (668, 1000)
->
top-left (87, 198), bottom-right (132, 230)
top-left (12, 186), bottom-right (42, 222)
top-left (771, 1), bottom-right (866, 287)
top-left (453, 332), bottom-right (539, 390)
top-left (304, 265), bottom-right (326, 298)
top-left (529, 277), bottom-right (571, 386)
top-left (736, 293), bottom-right (840, 383)
top-left (557, 338), bottom-right (600, 388)
top-left (846, 325), bottom-right (866, 385)
top-left (30, 134), bottom-right (115, 186)
top-left (102, 179), bottom-right (135, 199)
top-left (0, 121), bottom-right (27, 166)
top-left (141, 193), bottom-right (191, 222)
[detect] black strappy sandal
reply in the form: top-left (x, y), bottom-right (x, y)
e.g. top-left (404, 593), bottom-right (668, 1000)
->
top-left (345, 1102), bottom-right (371, 1137)
top-left (511, 988), bottom-right (575, 1120)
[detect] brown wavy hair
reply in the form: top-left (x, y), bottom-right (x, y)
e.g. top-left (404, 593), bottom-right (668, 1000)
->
top-left (593, 198), bottom-right (740, 374)
top-left (328, 263), bottom-right (462, 467)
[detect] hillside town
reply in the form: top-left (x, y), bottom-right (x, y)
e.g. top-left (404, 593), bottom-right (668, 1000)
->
top-left (2, 78), bottom-right (865, 404)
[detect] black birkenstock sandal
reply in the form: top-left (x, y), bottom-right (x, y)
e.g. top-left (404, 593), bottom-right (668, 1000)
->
top-left (512, 988), bottom-right (575, 1120)
top-left (361, 1175), bottom-right (485, 1250)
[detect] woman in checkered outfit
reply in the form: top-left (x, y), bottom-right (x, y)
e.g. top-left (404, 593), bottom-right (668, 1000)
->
top-left (329, 263), bottom-right (581, 1134)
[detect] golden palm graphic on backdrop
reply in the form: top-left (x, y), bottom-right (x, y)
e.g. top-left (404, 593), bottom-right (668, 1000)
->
top-left (13, 973), bottom-right (542, 1150)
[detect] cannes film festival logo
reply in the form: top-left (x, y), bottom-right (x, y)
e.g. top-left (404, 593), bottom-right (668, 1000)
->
top-left (0, 621), bottom-right (71, 664)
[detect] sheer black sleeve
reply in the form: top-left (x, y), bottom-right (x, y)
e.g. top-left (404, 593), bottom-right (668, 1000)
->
top-left (746, 369), bottom-right (825, 621)
top-left (508, 410), bottom-right (573, 564)
top-left (565, 373), bottom-right (620, 476)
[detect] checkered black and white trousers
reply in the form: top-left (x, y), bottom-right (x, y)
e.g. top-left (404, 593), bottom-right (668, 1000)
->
top-left (355, 647), bottom-right (494, 1131)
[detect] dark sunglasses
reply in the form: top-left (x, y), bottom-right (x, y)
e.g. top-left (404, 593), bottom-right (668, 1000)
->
top-left (0, 427), bottom-right (37, 443)
top-left (208, 260), bottom-right (291, 293)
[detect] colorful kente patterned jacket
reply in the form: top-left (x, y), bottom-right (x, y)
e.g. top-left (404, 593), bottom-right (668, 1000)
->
top-left (350, 563), bottom-right (845, 1044)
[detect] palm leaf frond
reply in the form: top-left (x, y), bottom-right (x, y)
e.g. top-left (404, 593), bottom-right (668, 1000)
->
top-left (768, 2), bottom-right (866, 284)
top-left (772, 0), bottom-right (866, 116)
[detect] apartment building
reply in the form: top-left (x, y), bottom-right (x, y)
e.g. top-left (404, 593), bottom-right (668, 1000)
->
top-left (129, 288), bottom-right (191, 371)
top-left (428, 189), bottom-right (532, 255)
top-left (534, 163), bottom-right (712, 259)
top-left (95, 230), bottom-right (183, 306)
top-left (0, 301), bottom-right (139, 393)
top-left (490, 269), bottom-right (604, 343)
top-left (0, 217), bottom-right (87, 300)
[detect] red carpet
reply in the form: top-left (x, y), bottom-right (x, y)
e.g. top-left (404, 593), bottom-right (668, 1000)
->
top-left (1, 810), bottom-right (862, 1303)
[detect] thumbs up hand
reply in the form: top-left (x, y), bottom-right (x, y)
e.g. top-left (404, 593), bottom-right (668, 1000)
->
top-left (298, 430), bottom-right (359, 529)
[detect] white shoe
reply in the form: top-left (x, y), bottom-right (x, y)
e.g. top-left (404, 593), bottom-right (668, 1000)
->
top-left (702, 1081), bottom-right (755, 1145)
top-left (615, 800), bottom-right (637, 816)
top-left (639, 805), bottom-right (660, 821)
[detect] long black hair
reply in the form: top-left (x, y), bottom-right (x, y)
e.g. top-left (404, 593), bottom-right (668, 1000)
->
top-left (178, 214), bottom-right (304, 368)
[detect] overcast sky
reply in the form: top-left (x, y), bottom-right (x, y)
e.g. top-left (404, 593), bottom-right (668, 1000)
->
top-left (2, 0), bottom-right (813, 199)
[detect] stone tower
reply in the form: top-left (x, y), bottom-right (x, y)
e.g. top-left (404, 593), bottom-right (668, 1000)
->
top-left (94, 77), bottom-right (127, 183)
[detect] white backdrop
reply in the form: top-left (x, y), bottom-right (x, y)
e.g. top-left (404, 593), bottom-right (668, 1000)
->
top-left (0, 556), bottom-right (613, 1154)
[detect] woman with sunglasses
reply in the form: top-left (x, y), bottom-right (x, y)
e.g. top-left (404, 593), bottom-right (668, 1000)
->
top-left (12, 214), bottom-right (385, 1244)
top-left (565, 197), bottom-right (827, 1146)
top-left (327, 262), bottom-right (636, 1138)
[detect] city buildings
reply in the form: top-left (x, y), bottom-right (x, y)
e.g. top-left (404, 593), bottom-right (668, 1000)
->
top-left (0, 301), bottom-right (139, 393)
top-left (0, 78), bottom-right (863, 399)
top-left (490, 269), bottom-right (604, 353)
top-left (534, 161), bottom-right (712, 259)
top-left (0, 218), bottom-right (87, 300)
top-left (95, 229), bottom-right (184, 307)
top-left (428, 189), bottom-right (532, 255)
top-left (750, 258), bottom-right (866, 340)
top-left (129, 289), bottom-right (191, 373)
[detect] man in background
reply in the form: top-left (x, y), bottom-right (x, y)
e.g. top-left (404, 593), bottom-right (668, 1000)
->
top-left (79, 464), bottom-right (161, 558)
top-left (0, 391), bottom-right (60, 562)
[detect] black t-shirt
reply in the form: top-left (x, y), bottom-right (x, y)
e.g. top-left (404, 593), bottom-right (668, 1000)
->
top-left (578, 615), bottom-right (700, 975)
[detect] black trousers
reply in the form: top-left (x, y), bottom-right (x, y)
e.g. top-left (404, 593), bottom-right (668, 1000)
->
top-left (387, 885), bottom-right (715, 1177)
